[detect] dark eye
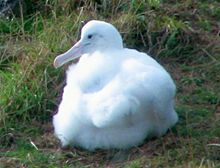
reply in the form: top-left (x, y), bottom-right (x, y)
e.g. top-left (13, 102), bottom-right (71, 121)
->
top-left (87, 34), bottom-right (93, 39)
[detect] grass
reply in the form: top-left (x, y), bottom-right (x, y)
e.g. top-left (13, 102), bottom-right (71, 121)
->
top-left (0, 0), bottom-right (220, 167)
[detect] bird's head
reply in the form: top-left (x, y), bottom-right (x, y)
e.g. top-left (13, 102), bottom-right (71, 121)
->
top-left (54, 20), bottom-right (123, 68)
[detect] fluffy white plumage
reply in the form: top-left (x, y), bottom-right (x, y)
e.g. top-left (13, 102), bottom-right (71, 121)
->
top-left (53, 20), bottom-right (178, 150)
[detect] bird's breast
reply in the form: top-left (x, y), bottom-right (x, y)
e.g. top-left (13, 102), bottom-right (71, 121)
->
top-left (71, 55), bottom-right (119, 94)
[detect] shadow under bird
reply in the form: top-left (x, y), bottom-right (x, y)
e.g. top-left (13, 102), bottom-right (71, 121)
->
top-left (53, 20), bottom-right (178, 151)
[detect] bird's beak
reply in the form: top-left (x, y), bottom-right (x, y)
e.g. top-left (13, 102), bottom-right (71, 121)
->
top-left (54, 41), bottom-right (82, 68)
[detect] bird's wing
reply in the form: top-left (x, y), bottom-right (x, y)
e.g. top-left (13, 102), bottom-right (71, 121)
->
top-left (89, 58), bottom-right (164, 128)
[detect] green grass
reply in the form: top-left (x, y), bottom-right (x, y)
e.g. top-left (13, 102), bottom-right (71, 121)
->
top-left (0, 0), bottom-right (220, 167)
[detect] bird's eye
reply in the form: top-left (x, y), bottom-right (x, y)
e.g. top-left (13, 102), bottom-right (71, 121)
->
top-left (87, 34), bottom-right (93, 39)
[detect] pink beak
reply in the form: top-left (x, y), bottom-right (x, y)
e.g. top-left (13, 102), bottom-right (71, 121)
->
top-left (54, 41), bottom-right (82, 68)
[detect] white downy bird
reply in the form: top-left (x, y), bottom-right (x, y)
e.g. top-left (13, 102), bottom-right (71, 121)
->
top-left (53, 20), bottom-right (178, 151)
